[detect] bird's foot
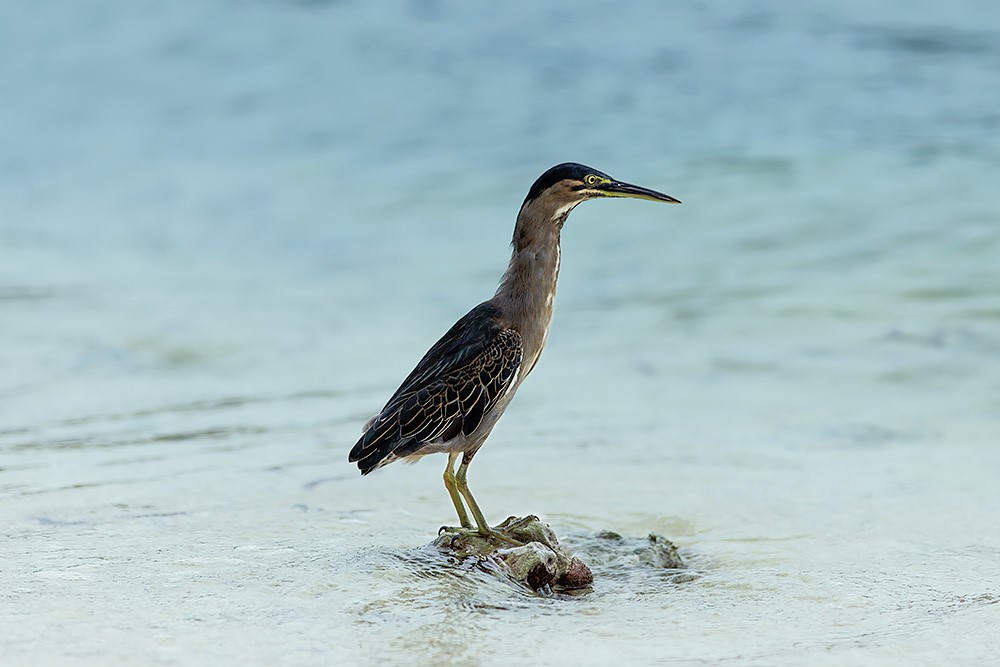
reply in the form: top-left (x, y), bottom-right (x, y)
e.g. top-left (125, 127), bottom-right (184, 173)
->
top-left (438, 524), bottom-right (472, 536)
top-left (501, 515), bottom-right (539, 532)
top-left (478, 526), bottom-right (523, 546)
top-left (436, 524), bottom-right (523, 546)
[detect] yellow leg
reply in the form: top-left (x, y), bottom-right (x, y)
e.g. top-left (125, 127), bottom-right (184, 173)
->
top-left (443, 452), bottom-right (472, 529)
top-left (455, 456), bottom-right (521, 545)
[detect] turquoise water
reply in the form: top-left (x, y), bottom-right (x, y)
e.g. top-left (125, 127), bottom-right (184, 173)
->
top-left (3, 1), bottom-right (999, 664)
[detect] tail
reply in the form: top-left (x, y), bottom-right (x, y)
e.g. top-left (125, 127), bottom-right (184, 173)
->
top-left (348, 414), bottom-right (414, 475)
top-left (348, 433), bottom-right (384, 475)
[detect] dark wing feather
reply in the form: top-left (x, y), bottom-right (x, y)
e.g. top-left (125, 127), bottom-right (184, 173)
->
top-left (349, 302), bottom-right (522, 474)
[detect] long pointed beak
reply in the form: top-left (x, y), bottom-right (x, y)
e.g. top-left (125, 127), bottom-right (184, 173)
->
top-left (600, 180), bottom-right (681, 204)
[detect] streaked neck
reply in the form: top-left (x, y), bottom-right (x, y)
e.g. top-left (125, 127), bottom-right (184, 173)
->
top-left (495, 197), bottom-right (577, 365)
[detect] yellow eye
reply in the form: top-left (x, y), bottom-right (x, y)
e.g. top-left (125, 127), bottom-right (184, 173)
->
top-left (585, 175), bottom-right (599, 186)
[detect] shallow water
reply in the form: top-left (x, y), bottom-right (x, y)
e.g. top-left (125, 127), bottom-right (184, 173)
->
top-left (3, 1), bottom-right (1000, 664)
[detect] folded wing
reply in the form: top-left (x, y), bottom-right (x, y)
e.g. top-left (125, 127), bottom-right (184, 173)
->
top-left (349, 302), bottom-right (522, 474)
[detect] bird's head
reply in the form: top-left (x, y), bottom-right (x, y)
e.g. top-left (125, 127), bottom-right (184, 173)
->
top-left (521, 162), bottom-right (681, 220)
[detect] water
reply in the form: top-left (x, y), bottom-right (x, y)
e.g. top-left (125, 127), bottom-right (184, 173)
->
top-left (3, 1), bottom-right (1000, 664)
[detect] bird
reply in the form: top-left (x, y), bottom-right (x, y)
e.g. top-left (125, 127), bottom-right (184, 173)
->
top-left (349, 163), bottom-right (680, 541)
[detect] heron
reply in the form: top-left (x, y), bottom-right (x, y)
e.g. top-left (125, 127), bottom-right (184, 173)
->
top-left (349, 163), bottom-right (680, 541)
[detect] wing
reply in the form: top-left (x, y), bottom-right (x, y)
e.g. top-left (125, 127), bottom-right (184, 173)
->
top-left (349, 302), bottom-right (523, 474)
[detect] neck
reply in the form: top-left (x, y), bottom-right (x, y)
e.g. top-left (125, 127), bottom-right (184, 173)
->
top-left (494, 196), bottom-right (576, 369)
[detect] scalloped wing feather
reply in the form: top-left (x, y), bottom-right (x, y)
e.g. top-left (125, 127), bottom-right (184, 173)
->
top-left (349, 303), bottom-right (522, 474)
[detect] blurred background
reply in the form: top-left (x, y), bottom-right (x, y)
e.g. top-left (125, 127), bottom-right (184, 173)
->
top-left (2, 1), bottom-right (999, 665)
